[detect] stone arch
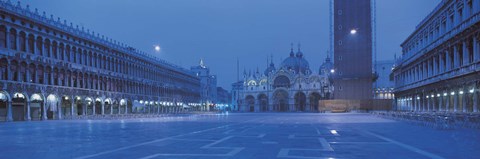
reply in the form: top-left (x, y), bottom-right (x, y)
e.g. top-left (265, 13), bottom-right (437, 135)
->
top-left (294, 92), bottom-right (306, 111)
top-left (0, 91), bottom-right (11, 121)
top-left (46, 94), bottom-right (59, 119)
top-left (273, 89), bottom-right (289, 112)
top-left (36, 36), bottom-right (43, 56)
top-left (30, 93), bottom-right (44, 120)
top-left (273, 75), bottom-right (290, 89)
top-left (18, 31), bottom-right (27, 52)
top-left (27, 34), bottom-right (35, 53)
top-left (0, 25), bottom-right (6, 48)
top-left (104, 98), bottom-right (113, 114)
top-left (83, 97), bottom-right (93, 115)
top-left (309, 92), bottom-right (322, 112)
top-left (11, 92), bottom-right (28, 121)
top-left (8, 28), bottom-right (17, 50)
top-left (44, 38), bottom-right (51, 57)
top-left (257, 94), bottom-right (268, 112)
top-left (94, 97), bottom-right (102, 115)
top-left (0, 58), bottom-right (7, 80)
top-left (245, 95), bottom-right (255, 112)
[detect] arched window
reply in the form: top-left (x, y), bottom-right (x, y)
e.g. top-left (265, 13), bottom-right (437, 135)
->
top-left (273, 75), bottom-right (290, 88)
top-left (0, 26), bottom-right (6, 48)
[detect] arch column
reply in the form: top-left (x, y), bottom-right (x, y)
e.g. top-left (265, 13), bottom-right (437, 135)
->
top-left (42, 100), bottom-right (47, 120)
top-left (446, 92), bottom-right (450, 112)
top-left (6, 101), bottom-right (12, 122)
top-left (5, 29), bottom-right (10, 49)
top-left (125, 101), bottom-right (128, 114)
top-left (254, 99), bottom-right (259, 112)
top-left (57, 99), bottom-right (62, 120)
top-left (474, 90), bottom-right (478, 112)
top-left (439, 95), bottom-right (443, 111)
top-left (454, 92), bottom-right (459, 112)
top-left (101, 101), bottom-right (105, 115)
top-left (119, 103), bottom-right (122, 114)
top-left (25, 101), bottom-right (31, 121)
top-left (305, 99), bottom-right (311, 111)
top-left (462, 91), bottom-right (467, 113)
top-left (92, 101), bottom-right (96, 115)
top-left (110, 102), bottom-right (113, 115)
top-left (70, 96), bottom-right (75, 116)
top-left (426, 97), bottom-right (430, 112)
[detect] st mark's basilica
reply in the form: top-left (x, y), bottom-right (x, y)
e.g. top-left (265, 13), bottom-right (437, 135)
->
top-left (233, 45), bottom-right (334, 112)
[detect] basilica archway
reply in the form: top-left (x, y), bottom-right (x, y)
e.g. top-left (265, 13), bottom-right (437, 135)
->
top-left (273, 89), bottom-right (288, 112)
top-left (273, 75), bottom-right (290, 89)
top-left (294, 92), bottom-right (306, 111)
top-left (0, 91), bottom-right (10, 121)
top-left (245, 95), bottom-right (255, 112)
top-left (258, 94), bottom-right (268, 112)
top-left (309, 92), bottom-right (321, 111)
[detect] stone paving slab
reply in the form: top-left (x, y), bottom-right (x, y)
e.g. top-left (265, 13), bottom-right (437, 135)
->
top-left (0, 113), bottom-right (479, 159)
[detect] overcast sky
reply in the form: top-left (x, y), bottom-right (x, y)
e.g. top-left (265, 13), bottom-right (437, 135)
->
top-left (19, 0), bottom-right (440, 89)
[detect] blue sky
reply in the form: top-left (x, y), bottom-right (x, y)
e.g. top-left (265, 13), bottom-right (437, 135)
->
top-left (19, 0), bottom-right (440, 89)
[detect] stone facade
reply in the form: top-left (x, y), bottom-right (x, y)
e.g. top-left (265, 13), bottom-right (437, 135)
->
top-left (0, 1), bottom-right (202, 121)
top-left (393, 0), bottom-right (480, 112)
top-left (233, 45), bottom-right (334, 112)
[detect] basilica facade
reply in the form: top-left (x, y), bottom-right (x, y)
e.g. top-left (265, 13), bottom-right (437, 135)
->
top-left (232, 46), bottom-right (334, 112)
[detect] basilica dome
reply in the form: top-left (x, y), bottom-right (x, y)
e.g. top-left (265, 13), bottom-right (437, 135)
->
top-left (264, 62), bottom-right (276, 76)
top-left (281, 46), bottom-right (311, 75)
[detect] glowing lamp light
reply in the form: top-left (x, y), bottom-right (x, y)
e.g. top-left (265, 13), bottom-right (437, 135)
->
top-left (437, 94), bottom-right (440, 97)
top-left (459, 91), bottom-right (464, 95)
top-left (330, 130), bottom-right (339, 135)
top-left (416, 97), bottom-right (420, 100)
top-left (443, 93), bottom-right (447, 96)
top-left (350, 29), bottom-right (357, 34)
top-left (470, 89), bottom-right (475, 93)
top-left (154, 45), bottom-right (161, 52)
top-left (451, 92), bottom-right (455, 95)
top-left (431, 95), bottom-right (434, 98)
top-left (330, 69), bottom-right (335, 73)
top-left (426, 96), bottom-right (429, 99)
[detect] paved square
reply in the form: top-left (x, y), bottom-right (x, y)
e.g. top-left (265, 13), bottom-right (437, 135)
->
top-left (0, 113), bottom-right (479, 159)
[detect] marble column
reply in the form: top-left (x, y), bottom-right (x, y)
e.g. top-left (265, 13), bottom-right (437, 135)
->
top-left (462, 92), bottom-right (467, 112)
top-left (6, 101), bottom-right (13, 122)
top-left (473, 36), bottom-right (479, 61)
top-left (70, 98), bottom-right (75, 116)
top-left (473, 91), bottom-right (478, 112)
top-left (101, 102), bottom-right (105, 115)
top-left (125, 103), bottom-right (128, 114)
top-left (454, 93), bottom-right (459, 112)
top-left (463, 40), bottom-right (469, 65)
top-left (57, 100), bottom-right (62, 120)
top-left (446, 50), bottom-right (451, 71)
top-left (25, 101), bottom-right (31, 121)
top-left (446, 94), bottom-right (450, 112)
top-left (42, 101), bottom-right (47, 120)
top-left (92, 102), bottom-right (96, 115)
top-left (439, 95), bottom-right (443, 111)
top-left (427, 97), bottom-right (430, 112)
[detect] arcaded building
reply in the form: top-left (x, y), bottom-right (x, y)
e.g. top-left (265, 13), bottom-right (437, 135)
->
top-left (0, 1), bottom-right (201, 121)
top-left (234, 45), bottom-right (334, 112)
top-left (393, 0), bottom-right (480, 112)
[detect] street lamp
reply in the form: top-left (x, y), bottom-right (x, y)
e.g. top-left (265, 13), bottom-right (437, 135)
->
top-left (350, 29), bottom-right (357, 35)
top-left (154, 45), bottom-right (161, 52)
